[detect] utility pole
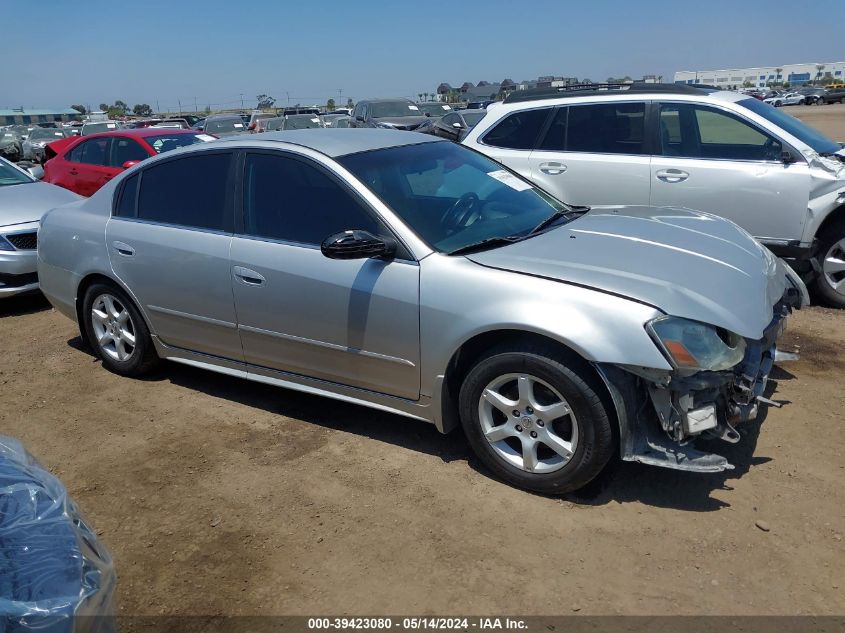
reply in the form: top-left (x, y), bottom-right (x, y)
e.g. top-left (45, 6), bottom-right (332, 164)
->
top-left (338, 88), bottom-right (343, 109)
top-left (177, 98), bottom-right (182, 117)
top-left (156, 100), bottom-right (160, 114)
top-left (194, 97), bottom-right (198, 113)
top-left (286, 91), bottom-right (290, 106)
top-left (240, 93), bottom-right (244, 110)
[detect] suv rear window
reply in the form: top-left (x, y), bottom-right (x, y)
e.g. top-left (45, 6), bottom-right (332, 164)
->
top-left (482, 108), bottom-right (551, 150)
top-left (540, 103), bottom-right (646, 155)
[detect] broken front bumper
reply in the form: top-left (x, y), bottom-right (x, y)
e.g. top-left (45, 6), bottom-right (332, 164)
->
top-left (599, 285), bottom-right (804, 474)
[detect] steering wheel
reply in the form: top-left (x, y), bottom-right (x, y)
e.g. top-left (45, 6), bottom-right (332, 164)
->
top-left (762, 137), bottom-right (781, 162)
top-left (441, 193), bottom-right (481, 233)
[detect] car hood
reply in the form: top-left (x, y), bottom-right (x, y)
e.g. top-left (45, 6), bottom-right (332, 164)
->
top-left (0, 181), bottom-right (82, 226)
top-left (466, 206), bottom-right (787, 340)
top-left (374, 116), bottom-right (431, 129)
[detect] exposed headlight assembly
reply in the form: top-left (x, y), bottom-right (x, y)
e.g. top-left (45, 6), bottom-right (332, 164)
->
top-left (647, 316), bottom-right (746, 371)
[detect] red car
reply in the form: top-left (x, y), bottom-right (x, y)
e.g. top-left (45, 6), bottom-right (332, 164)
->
top-left (43, 128), bottom-right (216, 197)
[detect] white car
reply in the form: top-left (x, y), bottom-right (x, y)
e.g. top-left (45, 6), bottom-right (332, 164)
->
top-left (463, 83), bottom-right (845, 307)
top-left (0, 157), bottom-right (80, 297)
top-left (764, 92), bottom-right (805, 107)
top-left (21, 127), bottom-right (69, 163)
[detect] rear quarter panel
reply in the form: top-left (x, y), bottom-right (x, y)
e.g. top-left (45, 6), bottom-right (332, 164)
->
top-left (38, 196), bottom-right (112, 319)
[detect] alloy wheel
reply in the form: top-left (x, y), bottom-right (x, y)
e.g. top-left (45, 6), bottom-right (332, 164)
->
top-left (91, 293), bottom-right (136, 362)
top-left (822, 238), bottom-right (845, 298)
top-left (478, 373), bottom-right (578, 474)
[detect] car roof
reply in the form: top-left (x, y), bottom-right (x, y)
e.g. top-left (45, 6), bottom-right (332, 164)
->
top-left (459, 109), bottom-right (488, 115)
top-left (357, 98), bottom-right (415, 103)
top-left (212, 128), bottom-right (443, 157)
top-left (206, 114), bottom-right (243, 120)
top-left (69, 128), bottom-right (201, 143)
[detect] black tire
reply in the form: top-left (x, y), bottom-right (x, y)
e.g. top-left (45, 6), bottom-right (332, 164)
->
top-left (812, 219), bottom-right (845, 308)
top-left (81, 282), bottom-right (160, 376)
top-left (458, 344), bottom-right (614, 495)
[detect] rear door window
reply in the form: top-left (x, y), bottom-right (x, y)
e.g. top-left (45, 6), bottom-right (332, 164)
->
top-left (69, 138), bottom-right (111, 165)
top-left (562, 103), bottom-right (646, 154)
top-left (482, 108), bottom-right (551, 150)
top-left (136, 152), bottom-right (233, 231)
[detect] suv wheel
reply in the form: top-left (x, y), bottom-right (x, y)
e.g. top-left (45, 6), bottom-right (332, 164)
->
top-left (82, 282), bottom-right (160, 376)
top-left (813, 221), bottom-right (845, 308)
top-left (458, 345), bottom-right (614, 494)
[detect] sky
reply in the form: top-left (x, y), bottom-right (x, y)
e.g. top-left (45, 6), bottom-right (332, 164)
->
top-left (4, 0), bottom-right (844, 112)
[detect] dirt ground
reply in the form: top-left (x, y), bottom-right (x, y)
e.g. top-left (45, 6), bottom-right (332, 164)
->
top-left (790, 102), bottom-right (845, 139)
top-left (1, 106), bottom-right (844, 617)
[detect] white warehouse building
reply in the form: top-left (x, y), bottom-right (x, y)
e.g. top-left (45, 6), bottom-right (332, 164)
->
top-left (674, 61), bottom-right (845, 89)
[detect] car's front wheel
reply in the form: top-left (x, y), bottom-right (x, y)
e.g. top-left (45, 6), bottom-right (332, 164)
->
top-left (82, 282), bottom-right (160, 376)
top-left (814, 221), bottom-right (845, 308)
top-left (458, 345), bottom-right (614, 494)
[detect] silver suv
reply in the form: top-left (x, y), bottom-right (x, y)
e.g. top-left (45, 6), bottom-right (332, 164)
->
top-left (38, 130), bottom-right (805, 494)
top-left (463, 83), bottom-right (845, 307)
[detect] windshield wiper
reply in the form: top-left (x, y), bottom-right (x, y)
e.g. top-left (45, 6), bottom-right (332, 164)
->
top-left (527, 205), bottom-right (590, 236)
top-left (448, 235), bottom-right (525, 256)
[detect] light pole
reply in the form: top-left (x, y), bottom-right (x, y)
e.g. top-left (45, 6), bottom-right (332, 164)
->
top-left (240, 93), bottom-right (244, 110)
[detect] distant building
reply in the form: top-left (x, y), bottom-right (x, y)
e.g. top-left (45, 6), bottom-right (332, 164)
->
top-left (535, 76), bottom-right (579, 88)
top-left (0, 107), bottom-right (82, 126)
top-left (674, 61), bottom-right (845, 89)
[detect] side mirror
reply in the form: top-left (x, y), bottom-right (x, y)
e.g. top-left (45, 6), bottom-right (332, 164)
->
top-left (27, 165), bottom-right (44, 180)
top-left (452, 122), bottom-right (462, 129)
top-left (781, 150), bottom-right (796, 164)
top-left (355, 115), bottom-right (365, 122)
top-left (122, 160), bottom-right (140, 170)
top-left (321, 230), bottom-right (396, 260)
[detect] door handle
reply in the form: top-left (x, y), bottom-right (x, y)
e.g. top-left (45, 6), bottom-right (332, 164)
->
top-left (111, 241), bottom-right (135, 257)
top-left (69, 169), bottom-right (78, 175)
top-left (539, 162), bottom-right (567, 175)
top-left (233, 266), bottom-right (265, 286)
top-left (655, 169), bottom-right (689, 183)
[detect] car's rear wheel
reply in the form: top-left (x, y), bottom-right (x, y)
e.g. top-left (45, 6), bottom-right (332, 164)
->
top-left (82, 282), bottom-right (160, 376)
top-left (813, 221), bottom-right (845, 308)
top-left (458, 345), bottom-right (614, 494)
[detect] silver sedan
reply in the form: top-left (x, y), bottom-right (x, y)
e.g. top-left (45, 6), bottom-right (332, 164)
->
top-left (0, 158), bottom-right (80, 297)
top-left (37, 130), bottom-right (806, 493)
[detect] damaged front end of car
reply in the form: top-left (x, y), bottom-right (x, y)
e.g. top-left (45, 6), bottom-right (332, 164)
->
top-left (597, 273), bottom-right (806, 473)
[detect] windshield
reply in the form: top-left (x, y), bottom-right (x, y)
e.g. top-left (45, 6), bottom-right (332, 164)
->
top-left (339, 141), bottom-right (569, 253)
top-left (739, 97), bottom-right (840, 154)
top-left (284, 115), bottom-right (322, 130)
top-left (29, 128), bottom-right (67, 141)
top-left (145, 134), bottom-right (213, 153)
top-left (206, 118), bottom-right (245, 133)
top-left (370, 102), bottom-right (422, 118)
top-left (462, 112), bottom-right (486, 127)
top-left (0, 160), bottom-right (33, 187)
top-left (265, 118), bottom-right (284, 131)
top-left (418, 103), bottom-right (451, 116)
top-left (83, 122), bottom-right (117, 135)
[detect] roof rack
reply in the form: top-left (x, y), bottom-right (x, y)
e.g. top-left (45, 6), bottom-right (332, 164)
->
top-left (503, 83), bottom-right (719, 104)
